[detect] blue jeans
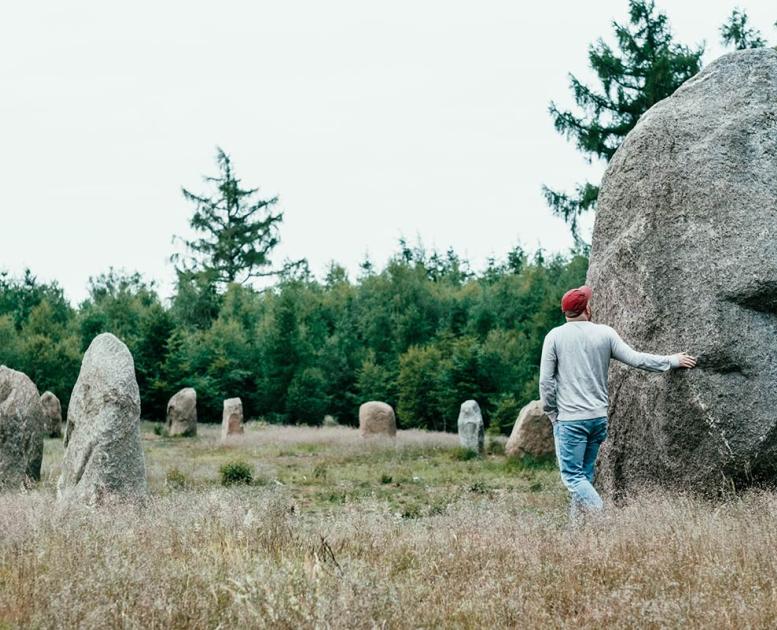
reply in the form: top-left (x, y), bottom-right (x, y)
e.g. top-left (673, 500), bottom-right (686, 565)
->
top-left (553, 418), bottom-right (608, 520)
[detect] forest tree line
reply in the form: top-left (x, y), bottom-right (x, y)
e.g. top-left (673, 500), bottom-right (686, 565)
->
top-left (0, 246), bottom-right (586, 433)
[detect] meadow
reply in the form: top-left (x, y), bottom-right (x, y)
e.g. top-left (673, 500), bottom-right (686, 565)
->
top-left (2, 422), bottom-right (777, 629)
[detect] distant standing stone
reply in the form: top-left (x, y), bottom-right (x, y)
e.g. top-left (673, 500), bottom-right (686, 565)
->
top-left (0, 366), bottom-right (45, 488)
top-left (40, 391), bottom-right (63, 438)
top-left (505, 400), bottom-right (554, 459)
top-left (457, 400), bottom-right (484, 452)
top-left (166, 387), bottom-right (197, 437)
top-left (57, 333), bottom-right (147, 503)
top-left (359, 401), bottom-right (397, 438)
top-left (222, 397), bottom-right (244, 439)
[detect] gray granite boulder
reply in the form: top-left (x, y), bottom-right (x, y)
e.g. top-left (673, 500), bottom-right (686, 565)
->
top-left (505, 400), bottom-right (554, 459)
top-left (359, 401), bottom-right (396, 438)
top-left (166, 387), bottom-right (197, 437)
top-left (57, 333), bottom-right (147, 503)
top-left (221, 397), bottom-right (244, 439)
top-left (40, 391), bottom-right (63, 438)
top-left (587, 49), bottom-right (777, 496)
top-left (0, 366), bottom-right (44, 488)
top-left (457, 400), bottom-right (484, 452)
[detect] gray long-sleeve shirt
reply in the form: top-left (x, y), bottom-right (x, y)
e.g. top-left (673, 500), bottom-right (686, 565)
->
top-left (539, 321), bottom-right (679, 422)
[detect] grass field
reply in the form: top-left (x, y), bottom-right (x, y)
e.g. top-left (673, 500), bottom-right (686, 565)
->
top-left (2, 422), bottom-right (777, 628)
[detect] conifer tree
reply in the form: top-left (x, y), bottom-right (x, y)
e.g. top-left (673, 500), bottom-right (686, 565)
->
top-left (544, 0), bottom-right (703, 239)
top-left (173, 148), bottom-right (301, 287)
top-left (720, 9), bottom-right (767, 50)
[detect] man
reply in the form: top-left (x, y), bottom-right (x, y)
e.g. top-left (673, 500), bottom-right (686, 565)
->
top-left (539, 285), bottom-right (696, 519)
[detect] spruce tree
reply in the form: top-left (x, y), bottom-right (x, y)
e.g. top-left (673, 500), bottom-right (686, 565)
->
top-left (720, 9), bottom-right (766, 50)
top-left (173, 148), bottom-right (301, 287)
top-left (544, 0), bottom-right (703, 239)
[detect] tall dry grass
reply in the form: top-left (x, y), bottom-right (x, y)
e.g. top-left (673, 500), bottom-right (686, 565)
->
top-left (2, 483), bottom-right (777, 628)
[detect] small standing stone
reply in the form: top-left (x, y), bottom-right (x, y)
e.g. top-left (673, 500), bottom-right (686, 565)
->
top-left (457, 400), bottom-right (484, 452)
top-left (0, 366), bottom-right (45, 488)
top-left (222, 397), bottom-right (244, 439)
top-left (166, 387), bottom-right (197, 437)
top-left (40, 391), bottom-right (63, 438)
top-left (359, 401), bottom-right (397, 438)
top-left (57, 333), bottom-right (147, 503)
top-left (505, 400), bottom-right (554, 459)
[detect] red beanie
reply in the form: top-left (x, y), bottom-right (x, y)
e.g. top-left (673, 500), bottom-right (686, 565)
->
top-left (561, 285), bottom-right (592, 315)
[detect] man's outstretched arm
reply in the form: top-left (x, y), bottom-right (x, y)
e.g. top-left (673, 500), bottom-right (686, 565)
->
top-left (609, 328), bottom-right (696, 372)
top-left (539, 335), bottom-right (559, 423)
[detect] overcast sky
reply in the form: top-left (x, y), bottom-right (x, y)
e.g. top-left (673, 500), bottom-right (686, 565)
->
top-left (1, 1), bottom-right (774, 303)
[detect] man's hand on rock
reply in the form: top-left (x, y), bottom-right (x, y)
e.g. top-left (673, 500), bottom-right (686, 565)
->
top-left (674, 352), bottom-right (697, 369)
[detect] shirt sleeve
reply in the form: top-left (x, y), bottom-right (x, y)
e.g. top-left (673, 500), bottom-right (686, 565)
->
top-left (608, 327), bottom-right (678, 372)
top-left (539, 333), bottom-right (559, 423)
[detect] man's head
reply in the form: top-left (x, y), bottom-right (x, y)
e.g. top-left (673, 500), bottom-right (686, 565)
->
top-left (561, 285), bottom-right (593, 320)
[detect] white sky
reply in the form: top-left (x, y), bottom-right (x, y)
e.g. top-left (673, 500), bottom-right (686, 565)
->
top-left (1, 1), bottom-right (774, 303)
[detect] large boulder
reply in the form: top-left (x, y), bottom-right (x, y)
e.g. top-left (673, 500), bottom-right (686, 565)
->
top-left (505, 400), bottom-right (554, 459)
top-left (587, 49), bottom-right (777, 495)
top-left (0, 366), bottom-right (44, 488)
top-left (221, 397), bottom-right (244, 439)
top-left (166, 387), bottom-right (197, 437)
top-left (57, 333), bottom-right (147, 503)
top-left (359, 401), bottom-right (396, 438)
top-left (40, 391), bottom-right (63, 438)
top-left (457, 400), bottom-right (484, 452)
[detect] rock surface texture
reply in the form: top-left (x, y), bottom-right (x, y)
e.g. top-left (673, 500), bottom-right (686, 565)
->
top-left (587, 49), bottom-right (777, 495)
top-left (40, 391), bottom-right (63, 438)
top-left (166, 387), bottom-right (197, 437)
top-left (505, 400), bottom-right (554, 459)
top-left (0, 366), bottom-right (44, 487)
top-left (221, 398), bottom-right (244, 439)
top-left (359, 401), bottom-right (397, 438)
top-left (57, 333), bottom-right (147, 502)
top-left (457, 400), bottom-right (484, 452)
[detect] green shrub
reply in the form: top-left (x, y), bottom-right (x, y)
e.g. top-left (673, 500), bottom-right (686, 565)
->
top-left (400, 503), bottom-right (422, 519)
top-left (427, 499), bottom-right (449, 517)
top-left (380, 473), bottom-right (393, 484)
top-left (325, 491), bottom-right (347, 504)
top-left (450, 447), bottom-right (479, 461)
top-left (468, 480), bottom-right (490, 494)
top-left (165, 467), bottom-right (187, 489)
top-left (219, 460), bottom-right (253, 486)
top-left (485, 436), bottom-right (506, 456)
top-left (153, 424), bottom-right (166, 437)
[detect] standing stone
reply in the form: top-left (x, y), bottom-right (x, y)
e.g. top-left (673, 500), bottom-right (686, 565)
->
top-left (40, 391), bottom-right (63, 438)
top-left (587, 49), bottom-right (777, 495)
top-left (166, 387), bottom-right (197, 437)
top-left (221, 397), bottom-right (244, 439)
top-left (57, 333), bottom-right (147, 503)
top-left (0, 366), bottom-right (44, 488)
top-left (505, 400), bottom-right (554, 459)
top-left (457, 400), bottom-right (484, 452)
top-left (359, 401), bottom-right (397, 438)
